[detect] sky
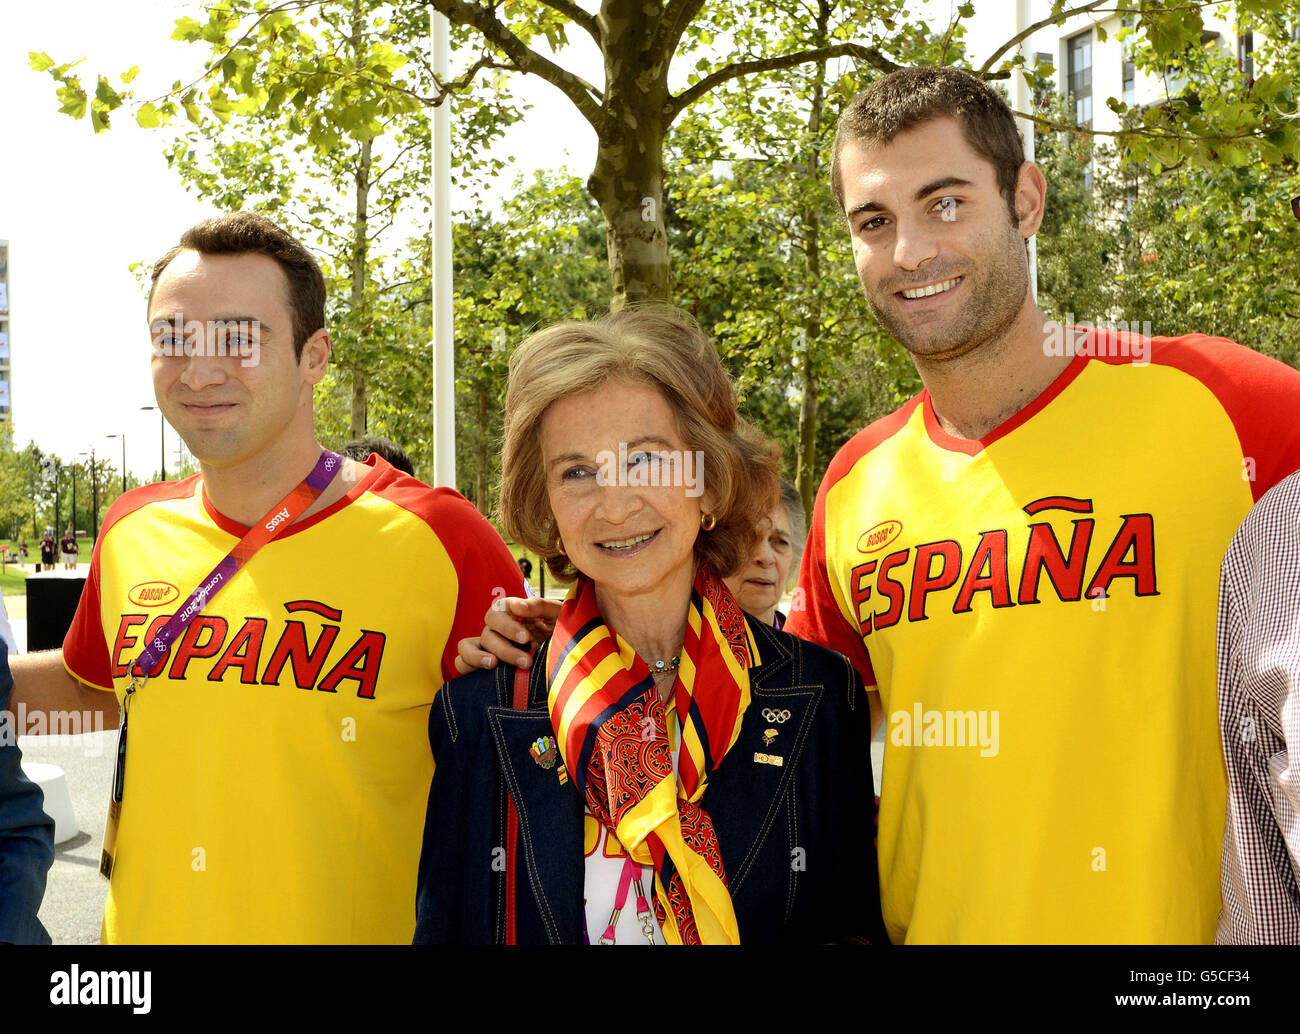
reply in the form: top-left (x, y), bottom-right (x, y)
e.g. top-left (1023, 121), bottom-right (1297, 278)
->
top-left (0, 0), bottom-right (1029, 482)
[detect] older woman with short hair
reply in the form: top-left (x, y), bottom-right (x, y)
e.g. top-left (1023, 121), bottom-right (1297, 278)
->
top-left (725, 479), bottom-right (807, 629)
top-left (414, 306), bottom-right (883, 945)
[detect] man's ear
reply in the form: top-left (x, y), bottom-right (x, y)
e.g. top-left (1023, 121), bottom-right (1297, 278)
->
top-left (300, 328), bottom-right (331, 386)
top-left (1014, 160), bottom-right (1048, 239)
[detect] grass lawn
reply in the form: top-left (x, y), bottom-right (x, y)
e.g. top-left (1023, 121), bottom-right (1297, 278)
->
top-left (0, 565), bottom-right (27, 597)
top-left (0, 535), bottom-right (94, 596)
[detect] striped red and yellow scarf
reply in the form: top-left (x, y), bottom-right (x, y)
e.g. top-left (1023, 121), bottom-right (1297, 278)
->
top-left (547, 564), bottom-right (760, 944)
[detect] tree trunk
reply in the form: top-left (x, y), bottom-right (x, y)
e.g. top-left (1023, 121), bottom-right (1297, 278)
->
top-left (588, 135), bottom-right (669, 309)
top-left (348, 0), bottom-right (372, 438)
top-left (475, 383), bottom-right (489, 514)
top-left (586, 1), bottom-right (672, 309)
top-left (350, 364), bottom-right (368, 438)
top-left (794, 0), bottom-right (831, 524)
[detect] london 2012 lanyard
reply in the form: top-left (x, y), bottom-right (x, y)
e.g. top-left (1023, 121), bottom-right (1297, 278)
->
top-left (100, 450), bottom-right (344, 882)
top-left (112, 449), bottom-right (344, 805)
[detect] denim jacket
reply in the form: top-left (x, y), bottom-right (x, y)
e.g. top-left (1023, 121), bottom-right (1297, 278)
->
top-left (414, 615), bottom-right (887, 944)
top-left (0, 640), bottom-right (55, 945)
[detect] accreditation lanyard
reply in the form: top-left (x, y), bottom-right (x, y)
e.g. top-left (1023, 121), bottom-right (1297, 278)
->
top-left (594, 855), bottom-right (656, 945)
top-left (112, 449), bottom-right (344, 805)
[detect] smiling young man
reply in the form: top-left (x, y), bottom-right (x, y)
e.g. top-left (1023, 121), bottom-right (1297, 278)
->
top-left (784, 66), bottom-right (1300, 944)
top-left (10, 212), bottom-right (523, 943)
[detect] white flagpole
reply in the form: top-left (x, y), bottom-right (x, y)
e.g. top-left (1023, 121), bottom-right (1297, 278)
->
top-left (1013, 0), bottom-right (1038, 300)
top-left (431, 11), bottom-right (456, 489)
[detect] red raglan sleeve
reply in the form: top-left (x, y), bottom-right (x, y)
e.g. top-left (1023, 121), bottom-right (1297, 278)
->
top-left (785, 474), bottom-right (877, 690)
top-left (1151, 334), bottom-right (1300, 501)
top-left (61, 478), bottom-right (203, 693)
top-left (61, 523), bottom-right (116, 693)
top-left (424, 489), bottom-right (526, 685)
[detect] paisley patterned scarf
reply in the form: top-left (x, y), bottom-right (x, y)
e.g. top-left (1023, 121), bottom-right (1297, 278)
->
top-left (547, 564), bottom-right (758, 944)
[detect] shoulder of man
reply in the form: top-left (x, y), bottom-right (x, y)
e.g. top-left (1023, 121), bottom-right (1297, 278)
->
top-left (97, 477), bottom-right (203, 543)
top-left (357, 457), bottom-right (519, 563)
top-left (357, 456), bottom-right (526, 682)
top-left (1149, 333), bottom-right (1300, 500)
top-left (819, 394), bottom-right (925, 495)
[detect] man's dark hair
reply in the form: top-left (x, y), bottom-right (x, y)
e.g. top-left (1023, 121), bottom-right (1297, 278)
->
top-left (339, 435), bottom-right (415, 476)
top-left (832, 66), bottom-right (1025, 223)
top-left (149, 211), bottom-right (326, 360)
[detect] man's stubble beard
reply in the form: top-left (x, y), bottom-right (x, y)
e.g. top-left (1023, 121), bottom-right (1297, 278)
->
top-left (865, 224), bottom-right (1029, 365)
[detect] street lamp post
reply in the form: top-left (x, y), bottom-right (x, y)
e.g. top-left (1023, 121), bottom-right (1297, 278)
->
top-left (79, 449), bottom-right (99, 541)
top-left (106, 433), bottom-right (127, 494)
top-left (69, 462), bottom-right (77, 536)
top-left (141, 406), bottom-right (165, 481)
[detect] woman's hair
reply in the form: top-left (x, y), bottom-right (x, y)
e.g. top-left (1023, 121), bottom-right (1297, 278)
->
top-left (778, 478), bottom-right (807, 584)
top-left (500, 305), bottom-right (780, 583)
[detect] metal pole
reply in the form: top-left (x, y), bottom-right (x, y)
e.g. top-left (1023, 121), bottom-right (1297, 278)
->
top-left (107, 434), bottom-right (127, 493)
top-left (431, 10), bottom-right (456, 489)
top-left (141, 406), bottom-right (166, 481)
top-left (1014, 0), bottom-right (1038, 301)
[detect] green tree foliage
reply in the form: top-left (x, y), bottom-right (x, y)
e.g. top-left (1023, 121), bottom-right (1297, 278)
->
top-left (664, 0), bottom-right (939, 516)
top-left (1033, 36), bottom-right (1300, 368)
top-left (30, 0), bottom-right (1300, 502)
top-left (452, 171), bottom-right (606, 511)
top-left (33, 0), bottom-right (1300, 313)
top-left (0, 423), bottom-right (40, 541)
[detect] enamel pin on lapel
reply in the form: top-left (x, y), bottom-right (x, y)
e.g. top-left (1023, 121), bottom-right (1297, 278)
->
top-left (530, 735), bottom-right (570, 784)
top-left (753, 751), bottom-right (784, 767)
top-left (530, 736), bottom-right (558, 770)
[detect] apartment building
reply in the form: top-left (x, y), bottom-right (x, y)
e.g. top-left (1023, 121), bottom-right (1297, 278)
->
top-left (0, 240), bottom-right (9, 418)
top-left (1028, 6), bottom-right (1251, 133)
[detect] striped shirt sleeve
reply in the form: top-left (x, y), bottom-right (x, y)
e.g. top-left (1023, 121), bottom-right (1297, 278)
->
top-left (1217, 471), bottom-right (1300, 943)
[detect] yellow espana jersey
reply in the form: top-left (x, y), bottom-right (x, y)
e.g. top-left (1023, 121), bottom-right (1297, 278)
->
top-left (788, 331), bottom-right (1300, 944)
top-left (63, 455), bottom-right (524, 944)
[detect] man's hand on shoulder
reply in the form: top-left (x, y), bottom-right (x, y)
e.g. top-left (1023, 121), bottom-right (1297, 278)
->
top-left (454, 596), bottom-right (561, 675)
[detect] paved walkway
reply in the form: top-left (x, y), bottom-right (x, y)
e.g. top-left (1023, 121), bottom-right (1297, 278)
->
top-left (6, 602), bottom-right (112, 945)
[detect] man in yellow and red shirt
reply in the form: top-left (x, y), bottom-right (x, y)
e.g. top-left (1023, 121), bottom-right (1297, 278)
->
top-left (786, 66), bottom-right (1300, 943)
top-left (13, 212), bottom-right (523, 943)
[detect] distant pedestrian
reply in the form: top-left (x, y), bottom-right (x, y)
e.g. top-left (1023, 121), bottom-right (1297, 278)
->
top-left (38, 530), bottom-right (55, 572)
top-left (60, 525), bottom-right (77, 570)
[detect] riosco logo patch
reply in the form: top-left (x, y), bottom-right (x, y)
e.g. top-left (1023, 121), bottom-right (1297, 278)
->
top-left (127, 581), bottom-right (180, 607)
top-left (858, 520), bottom-right (903, 554)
